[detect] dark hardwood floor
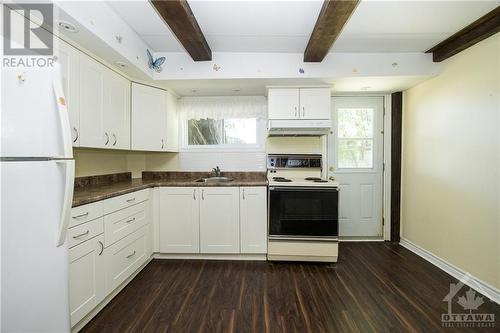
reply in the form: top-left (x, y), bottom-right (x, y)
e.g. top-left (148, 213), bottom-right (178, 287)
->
top-left (82, 242), bottom-right (500, 333)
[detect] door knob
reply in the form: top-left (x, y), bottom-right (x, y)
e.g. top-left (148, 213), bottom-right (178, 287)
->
top-left (329, 166), bottom-right (334, 172)
top-left (329, 176), bottom-right (336, 181)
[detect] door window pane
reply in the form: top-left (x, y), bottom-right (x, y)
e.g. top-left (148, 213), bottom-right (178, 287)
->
top-left (337, 108), bottom-right (375, 169)
top-left (338, 139), bottom-right (373, 168)
top-left (338, 108), bottom-right (374, 138)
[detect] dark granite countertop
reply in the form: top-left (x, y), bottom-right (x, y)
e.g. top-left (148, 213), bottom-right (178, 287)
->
top-left (73, 172), bottom-right (268, 207)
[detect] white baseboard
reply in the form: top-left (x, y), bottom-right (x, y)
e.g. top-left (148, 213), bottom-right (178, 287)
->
top-left (400, 238), bottom-right (500, 305)
top-left (339, 237), bottom-right (384, 242)
top-left (154, 253), bottom-right (267, 261)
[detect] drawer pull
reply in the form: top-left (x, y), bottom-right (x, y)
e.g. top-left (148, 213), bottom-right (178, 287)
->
top-left (98, 241), bottom-right (104, 256)
top-left (72, 212), bottom-right (89, 219)
top-left (125, 217), bottom-right (136, 224)
top-left (126, 198), bottom-right (136, 203)
top-left (126, 250), bottom-right (136, 259)
top-left (73, 230), bottom-right (90, 239)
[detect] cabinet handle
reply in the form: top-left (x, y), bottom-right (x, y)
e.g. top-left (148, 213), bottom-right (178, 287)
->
top-left (193, 189), bottom-right (196, 200)
top-left (126, 198), bottom-right (136, 203)
top-left (72, 212), bottom-right (89, 219)
top-left (125, 217), bottom-right (136, 224)
top-left (242, 189), bottom-right (245, 200)
top-left (104, 132), bottom-right (109, 145)
top-left (73, 230), bottom-right (89, 239)
top-left (72, 127), bottom-right (79, 143)
top-left (302, 106), bottom-right (305, 118)
top-left (126, 250), bottom-right (136, 259)
top-left (112, 133), bottom-right (117, 146)
top-left (294, 106), bottom-right (298, 118)
top-left (161, 139), bottom-right (164, 149)
top-left (202, 189), bottom-right (204, 200)
top-left (98, 241), bottom-right (104, 256)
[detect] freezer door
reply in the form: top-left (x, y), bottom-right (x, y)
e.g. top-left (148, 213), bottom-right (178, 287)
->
top-left (1, 65), bottom-right (73, 158)
top-left (1, 160), bottom-right (73, 332)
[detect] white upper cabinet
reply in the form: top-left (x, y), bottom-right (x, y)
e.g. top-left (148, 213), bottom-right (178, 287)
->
top-left (57, 41), bottom-right (80, 146)
top-left (159, 187), bottom-right (200, 253)
top-left (239, 187), bottom-right (267, 254)
top-left (199, 187), bottom-right (240, 253)
top-left (79, 53), bottom-right (130, 150)
top-left (103, 70), bottom-right (130, 150)
top-left (79, 55), bottom-right (106, 148)
top-left (299, 88), bottom-right (331, 120)
top-left (131, 83), bottom-right (168, 152)
top-left (268, 87), bottom-right (331, 120)
top-left (268, 88), bottom-right (300, 119)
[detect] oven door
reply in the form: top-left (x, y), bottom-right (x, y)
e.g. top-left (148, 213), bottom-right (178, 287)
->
top-left (269, 187), bottom-right (338, 240)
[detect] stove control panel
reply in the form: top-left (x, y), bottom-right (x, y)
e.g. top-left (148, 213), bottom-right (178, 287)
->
top-left (267, 154), bottom-right (322, 170)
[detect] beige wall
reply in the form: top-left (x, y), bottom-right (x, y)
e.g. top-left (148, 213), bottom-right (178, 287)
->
top-left (266, 137), bottom-right (323, 154)
top-left (402, 35), bottom-right (499, 289)
top-left (74, 148), bottom-right (178, 178)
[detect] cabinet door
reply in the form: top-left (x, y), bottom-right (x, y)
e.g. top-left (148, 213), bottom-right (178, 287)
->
top-left (104, 70), bottom-right (130, 150)
top-left (68, 235), bottom-right (105, 327)
top-left (79, 56), bottom-right (106, 148)
top-left (268, 88), bottom-right (300, 119)
top-left (200, 187), bottom-right (240, 253)
top-left (131, 83), bottom-right (167, 151)
top-left (240, 187), bottom-right (267, 254)
top-left (159, 187), bottom-right (199, 253)
top-left (57, 41), bottom-right (80, 146)
top-left (299, 88), bottom-right (331, 120)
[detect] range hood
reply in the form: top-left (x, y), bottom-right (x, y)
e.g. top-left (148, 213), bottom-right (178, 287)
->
top-left (267, 119), bottom-right (332, 136)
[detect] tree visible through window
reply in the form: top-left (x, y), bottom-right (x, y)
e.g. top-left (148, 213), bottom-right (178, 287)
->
top-left (337, 108), bottom-right (374, 168)
top-left (187, 118), bottom-right (257, 146)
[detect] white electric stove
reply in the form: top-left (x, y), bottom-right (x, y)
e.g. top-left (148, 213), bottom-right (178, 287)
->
top-left (267, 154), bottom-right (339, 263)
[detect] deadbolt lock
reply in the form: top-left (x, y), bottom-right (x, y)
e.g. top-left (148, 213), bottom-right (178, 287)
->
top-left (329, 166), bottom-right (334, 172)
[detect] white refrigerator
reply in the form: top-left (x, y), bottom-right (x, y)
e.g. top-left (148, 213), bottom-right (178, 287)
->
top-left (1, 64), bottom-right (74, 332)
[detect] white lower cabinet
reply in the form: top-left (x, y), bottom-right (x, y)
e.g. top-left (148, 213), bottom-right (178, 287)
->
top-left (240, 187), bottom-right (267, 254)
top-left (158, 186), bottom-right (265, 255)
top-left (159, 187), bottom-right (200, 253)
top-left (68, 234), bottom-right (105, 327)
top-left (69, 192), bottom-right (151, 328)
top-left (104, 226), bottom-right (148, 294)
top-left (199, 187), bottom-right (240, 253)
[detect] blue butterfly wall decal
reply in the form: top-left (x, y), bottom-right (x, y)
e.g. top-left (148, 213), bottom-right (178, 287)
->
top-left (147, 49), bottom-right (166, 73)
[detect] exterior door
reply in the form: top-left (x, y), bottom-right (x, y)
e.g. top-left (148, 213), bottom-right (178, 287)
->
top-left (328, 97), bottom-right (384, 237)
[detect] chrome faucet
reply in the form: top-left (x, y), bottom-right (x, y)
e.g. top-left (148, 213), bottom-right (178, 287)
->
top-left (212, 166), bottom-right (221, 177)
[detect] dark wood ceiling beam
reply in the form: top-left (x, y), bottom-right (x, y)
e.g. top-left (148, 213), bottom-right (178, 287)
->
top-left (426, 6), bottom-right (500, 62)
top-left (150, 0), bottom-right (212, 61)
top-left (304, 0), bottom-right (359, 62)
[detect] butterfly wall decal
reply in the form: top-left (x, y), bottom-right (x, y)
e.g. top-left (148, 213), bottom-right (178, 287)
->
top-left (147, 49), bottom-right (166, 73)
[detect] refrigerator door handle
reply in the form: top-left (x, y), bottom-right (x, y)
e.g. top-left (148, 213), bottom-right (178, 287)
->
top-left (56, 160), bottom-right (75, 247)
top-left (52, 73), bottom-right (73, 159)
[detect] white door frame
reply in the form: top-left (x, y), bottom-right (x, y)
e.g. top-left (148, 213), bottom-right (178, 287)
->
top-left (326, 94), bottom-right (392, 241)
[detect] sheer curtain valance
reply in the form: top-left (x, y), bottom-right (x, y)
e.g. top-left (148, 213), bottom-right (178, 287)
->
top-left (179, 96), bottom-right (267, 120)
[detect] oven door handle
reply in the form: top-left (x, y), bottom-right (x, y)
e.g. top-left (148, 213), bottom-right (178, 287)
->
top-left (269, 187), bottom-right (339, 192)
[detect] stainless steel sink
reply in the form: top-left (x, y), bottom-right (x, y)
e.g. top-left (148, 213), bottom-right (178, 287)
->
top-left (194, 176), bottom-right (234, 183)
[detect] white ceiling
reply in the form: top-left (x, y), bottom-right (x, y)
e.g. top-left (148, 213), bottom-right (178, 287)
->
top-left (108, 0), bottom-right (499, 54)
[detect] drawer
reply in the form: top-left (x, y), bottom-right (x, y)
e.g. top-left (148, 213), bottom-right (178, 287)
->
top-left (104, 226), bottom-right (147, 294)
top-left (70, 201), bottom-right (103, 228)
top-left (103, 189), bottom-right (149, 215)
top-left (67, 218), bottom-right (104, 248)
top-left (104, 202), bottom-right (148, 247)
